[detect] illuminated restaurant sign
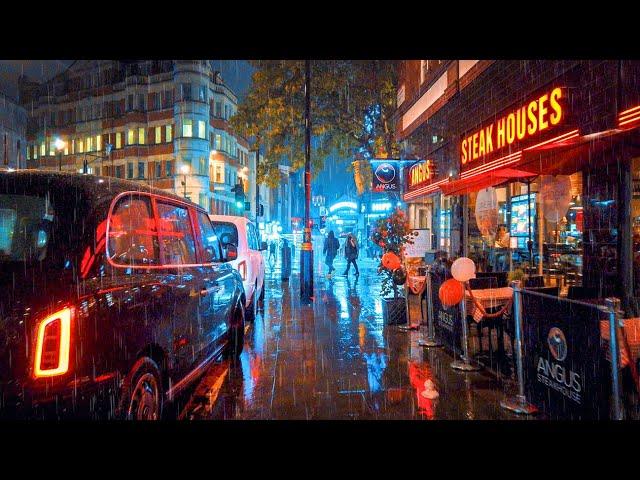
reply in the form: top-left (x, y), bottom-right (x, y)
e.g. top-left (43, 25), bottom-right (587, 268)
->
top-left (461, 87), bottom-right (565, 168)
top-left (407, 159), bottom-right (436, 191)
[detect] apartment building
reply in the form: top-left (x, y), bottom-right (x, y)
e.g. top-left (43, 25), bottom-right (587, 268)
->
top-left (0, 92), bottom-right (27, 170)
top-left (18, 60), bottom-right (252, 215)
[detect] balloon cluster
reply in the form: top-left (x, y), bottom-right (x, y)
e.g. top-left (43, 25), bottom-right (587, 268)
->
top-left (381, 251), bottom-right (406, 285)
top-left (438, 257), bottom-right (476, 307)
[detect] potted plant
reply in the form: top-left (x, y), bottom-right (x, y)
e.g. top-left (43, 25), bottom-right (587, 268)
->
top-left (372, 208), bottom-right (416, 325)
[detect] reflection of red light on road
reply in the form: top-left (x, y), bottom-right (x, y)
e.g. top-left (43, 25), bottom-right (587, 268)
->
top-left (408, 362), bottom-right (435, 419)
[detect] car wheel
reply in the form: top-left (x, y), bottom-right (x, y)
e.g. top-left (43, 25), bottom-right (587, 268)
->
top-left (117, 357), bottom-right (163, 420)
top-left (245, 283), bottom-right (257, 323)
top-left (226, 302), bottom-right (245, 358)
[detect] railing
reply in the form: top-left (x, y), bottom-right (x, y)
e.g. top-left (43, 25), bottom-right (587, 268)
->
top-left (420, 273), bottom-right (625, 419)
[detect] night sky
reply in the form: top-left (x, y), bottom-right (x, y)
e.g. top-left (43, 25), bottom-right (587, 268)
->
top-left (0, 60), bottom-right (254, 100)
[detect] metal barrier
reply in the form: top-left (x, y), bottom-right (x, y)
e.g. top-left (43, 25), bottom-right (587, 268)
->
top-left (418, 266), bottom-right (443, 348)
top-left (500, 281), bottom-right (624, 420)
top-left (450, 287), bottom-right (481, 372)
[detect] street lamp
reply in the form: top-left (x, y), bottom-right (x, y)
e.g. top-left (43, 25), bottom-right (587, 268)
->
top-left (180, 164), bottom-right (190, 199)
top-left (54, 138), bottom-right (67, 172)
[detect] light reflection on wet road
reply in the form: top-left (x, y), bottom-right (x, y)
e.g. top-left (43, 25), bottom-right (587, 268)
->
top-left (179, 258), bottom-right (521, 420)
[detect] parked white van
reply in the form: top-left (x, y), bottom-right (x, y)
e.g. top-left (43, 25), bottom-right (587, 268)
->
top-left (209, 215), bottom-right (266, 322)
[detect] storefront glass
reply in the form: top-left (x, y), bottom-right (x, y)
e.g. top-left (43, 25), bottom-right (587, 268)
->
top-left (462, 173), bottom-right (584, 292)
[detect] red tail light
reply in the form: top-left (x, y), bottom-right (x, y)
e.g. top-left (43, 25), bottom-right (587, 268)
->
top-left (34, 307), bottom-right (72, 378)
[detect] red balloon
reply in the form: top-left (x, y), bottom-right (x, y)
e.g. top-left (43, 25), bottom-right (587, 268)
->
top-left (439, 279), bottom-right (465, 307)
top-left (381, 251), bottom-right (401, 271)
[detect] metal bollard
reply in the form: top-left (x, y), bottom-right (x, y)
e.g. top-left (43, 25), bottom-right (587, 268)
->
top-left (605, 297), bottom-right (624, 420)
top-left (419, 267), bottom-right (442, 348)
top-left (451, 281), bottom-right (480, 371)
top-left (500, 280), bottom-right (538, 414)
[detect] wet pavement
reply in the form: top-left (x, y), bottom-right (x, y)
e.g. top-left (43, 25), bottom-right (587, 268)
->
top-left (178, 254), bottom-right (525, 420)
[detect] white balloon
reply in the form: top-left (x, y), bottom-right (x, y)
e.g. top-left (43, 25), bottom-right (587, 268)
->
top-left (451, 257), bottom-right (476, 282)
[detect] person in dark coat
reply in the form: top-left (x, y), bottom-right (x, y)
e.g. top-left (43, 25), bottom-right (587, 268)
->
top-left (323, 230), bottom-right (340, 275)
top-left (343, 233), bottom-right (360, 276)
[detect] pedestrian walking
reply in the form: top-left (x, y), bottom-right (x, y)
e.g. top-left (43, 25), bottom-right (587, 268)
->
top-left (343, 233), bottom-right (360, 276)
top-left (323, 230), bottom-right (340, 277)
top-left (269, 240), bottom-right (277, 265)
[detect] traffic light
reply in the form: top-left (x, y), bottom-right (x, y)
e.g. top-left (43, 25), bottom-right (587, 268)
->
top-left (232, 183), bottom-right (245, 210)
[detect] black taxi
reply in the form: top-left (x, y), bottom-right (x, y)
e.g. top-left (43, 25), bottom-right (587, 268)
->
top-left (0, 171), bottom-right (245, 419)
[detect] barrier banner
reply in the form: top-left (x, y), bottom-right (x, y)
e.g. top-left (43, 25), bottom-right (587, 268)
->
top-left (430, 273), bottom-right (462, 355)
top-left (521, 292), bottom-right (609, 419)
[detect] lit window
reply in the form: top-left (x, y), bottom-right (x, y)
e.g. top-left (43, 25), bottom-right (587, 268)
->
top-left (49, 141), bottom-right (55, 156)
top-left (78, 140), bottom-right (84, 154)
top-left (96, 134), bottom-right (102, 151)
top-left (86, 137), bottom-right (93, 152)
top-left (214, 134), bottom-right (221, 151)
top-left (116, 132), bottom-right (122, 149)
top-left (40, 143), bottom-right (45, 157)
top-left (27, 147), bottom-right (31, 160)
top-left (127, 129), bottom-right (135, 145)
top-left (198, 120), bottom-right (206, 139)
top-left (166, 125), bottom-right (173, 142)
top-left (155, 126), bottom-right (161, 144)
top-left (183, 119), bottom-right (193, 138)
top-left (138, 127), bottom-right (145, 145)
top-left (71, 140), bottom-right (75, 154)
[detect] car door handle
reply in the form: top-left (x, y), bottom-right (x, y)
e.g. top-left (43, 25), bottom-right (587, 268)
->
top-left (200, 285), bottom-right (220, 296)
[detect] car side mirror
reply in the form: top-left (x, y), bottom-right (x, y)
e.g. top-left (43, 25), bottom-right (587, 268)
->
top-left (260, 241), bottom-right (268, 251)
top-left (223, 243), bottom-right (238, 262)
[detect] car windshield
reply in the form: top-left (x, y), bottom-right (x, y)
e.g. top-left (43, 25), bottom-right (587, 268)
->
top-left (0, 194), bottom-right (54, 263)
top-left (211, 221), bottom-right (239, 247)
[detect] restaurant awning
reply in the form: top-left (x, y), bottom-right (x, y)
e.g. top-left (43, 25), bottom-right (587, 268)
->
top-left (518, 126), bottom-right (640, 176)
top-left (439, 168), bottom-right (537, 196)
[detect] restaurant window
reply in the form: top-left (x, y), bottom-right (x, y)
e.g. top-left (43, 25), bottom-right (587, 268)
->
top-left (156, 202), bottom-right (197, 265)
top-left (183, 119), bottom-right (193, 138)
top-left (107, 195), bottom-right (160, 266)
top-left (630, 158), bottom-right (640, 309)
top-left (155, 126), bottom-right (162, 144)
top-left (439, 195), bottom-right (452, 253)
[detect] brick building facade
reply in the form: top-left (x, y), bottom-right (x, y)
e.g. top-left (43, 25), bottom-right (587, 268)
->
top-left (395, 60), bottom-right (640, 312)
top-left (18, 60), bottom-right (253, 216)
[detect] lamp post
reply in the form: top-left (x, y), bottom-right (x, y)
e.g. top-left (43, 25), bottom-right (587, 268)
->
top-left (300, 59), bottom-right (314, 303)
top-left (180, 164), bottom-right (190, 199)
top-left (54, 138), bottom-right (66, 172)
